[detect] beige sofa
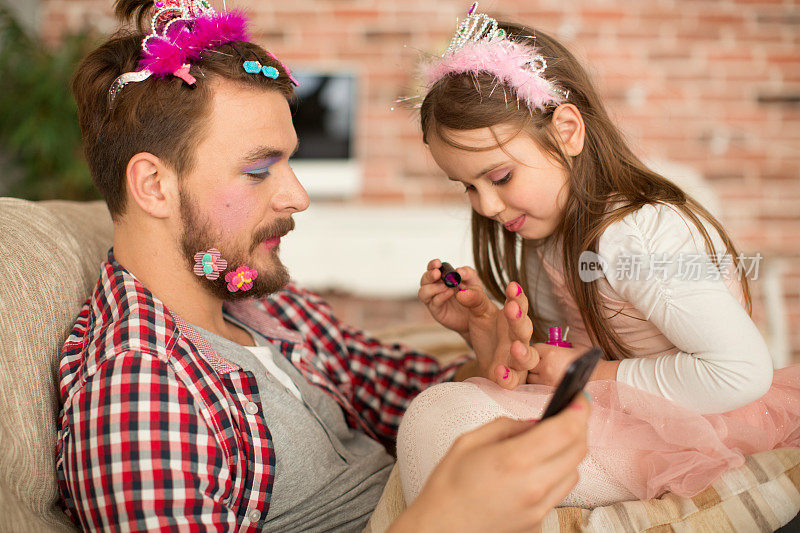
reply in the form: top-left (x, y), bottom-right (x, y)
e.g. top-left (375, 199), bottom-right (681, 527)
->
top-left (1, 198), bottom-right (798, 533)
top-left (0, 198), bottom-right (112, 532)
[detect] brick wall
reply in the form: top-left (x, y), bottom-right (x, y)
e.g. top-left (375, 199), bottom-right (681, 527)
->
top-left (39, 0), bottom-right (800, 362)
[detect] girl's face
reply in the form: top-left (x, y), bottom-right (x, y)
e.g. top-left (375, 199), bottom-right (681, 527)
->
top-left (427, 123), bottom-right (570, 240)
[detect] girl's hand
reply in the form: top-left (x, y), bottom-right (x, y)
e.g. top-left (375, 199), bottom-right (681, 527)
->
top-left (526, 344), bottom-right (586, 387)
top-left (418, 259), bottom-right (495, 345)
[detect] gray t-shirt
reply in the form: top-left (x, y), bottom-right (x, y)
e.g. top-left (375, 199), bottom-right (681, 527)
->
top-left (192, 319), bottom-right (394, 532)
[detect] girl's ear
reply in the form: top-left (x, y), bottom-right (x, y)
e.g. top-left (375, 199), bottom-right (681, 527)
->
top-left (551, 103), bottom-right (585, 157)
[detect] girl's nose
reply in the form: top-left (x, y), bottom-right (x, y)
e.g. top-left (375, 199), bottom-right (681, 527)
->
top-left (476, 190), bottom-right (505, 219)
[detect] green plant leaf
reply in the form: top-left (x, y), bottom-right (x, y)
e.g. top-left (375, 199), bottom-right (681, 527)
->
top-left (0, 5), bottom-right (99, 201)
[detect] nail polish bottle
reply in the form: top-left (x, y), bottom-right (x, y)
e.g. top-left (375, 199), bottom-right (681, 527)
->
top-left (546, 326), bottom-right (572, 347)
top-left (438, 262), bottom-right (461, 288)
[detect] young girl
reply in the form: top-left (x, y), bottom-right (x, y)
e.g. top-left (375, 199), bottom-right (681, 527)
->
top-left (397, 4), bottom-right (800, 508)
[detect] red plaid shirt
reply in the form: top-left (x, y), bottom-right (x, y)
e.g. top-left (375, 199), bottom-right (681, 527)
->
top-left (56, 250), bottom-right (466, 531)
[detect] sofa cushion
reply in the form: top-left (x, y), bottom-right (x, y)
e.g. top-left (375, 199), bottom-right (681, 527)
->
top-left (549, 447), bottom-right (800, 532)
top-left (0, 198), bottom-right (113, 532)
top-left (365, 445), bottom-right (800, 532)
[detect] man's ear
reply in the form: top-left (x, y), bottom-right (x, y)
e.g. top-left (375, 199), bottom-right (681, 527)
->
top-left (551, 104), bottom-right (585, 157)
top-left (125, 152), bottom-right (177, 219)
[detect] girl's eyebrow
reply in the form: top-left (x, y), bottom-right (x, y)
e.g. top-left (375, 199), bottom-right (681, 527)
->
top-left (474, 162), bottom-right (506, 179)
top-left (446, 162), bottom-right (506, 182)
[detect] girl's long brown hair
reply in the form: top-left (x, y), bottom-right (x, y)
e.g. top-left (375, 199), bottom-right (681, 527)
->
top-left (420, 22), bottom-right (751, 359)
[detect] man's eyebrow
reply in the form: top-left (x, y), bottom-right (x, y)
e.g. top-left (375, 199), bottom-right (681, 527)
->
top-left (240, 140), bottom-right (300, 164)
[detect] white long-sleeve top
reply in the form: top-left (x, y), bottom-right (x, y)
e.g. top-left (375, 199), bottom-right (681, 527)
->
top-left (526, 202), bottom-right (773, 414)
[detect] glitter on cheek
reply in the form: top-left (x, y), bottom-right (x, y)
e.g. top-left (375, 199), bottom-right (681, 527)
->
top-left (209, 187), bottom-right (258, 231)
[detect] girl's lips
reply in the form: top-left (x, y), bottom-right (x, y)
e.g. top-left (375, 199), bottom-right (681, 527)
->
top-left (263, 236), bottom-right (281, 250)
top-left (504, 215), bottom-right (526, 232)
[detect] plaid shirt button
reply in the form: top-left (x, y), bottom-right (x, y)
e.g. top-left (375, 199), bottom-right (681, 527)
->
top-left (248, 509), bottom-right (261, 522)
top-left (245, 402), bottom-right (259, 415)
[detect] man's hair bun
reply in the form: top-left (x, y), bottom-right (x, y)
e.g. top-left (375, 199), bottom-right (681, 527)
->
top-left (114, 0), bottom-right (155, 31)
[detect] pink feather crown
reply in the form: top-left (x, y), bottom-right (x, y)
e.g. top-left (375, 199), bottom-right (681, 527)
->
top-left (422, 2), bottom-right (568, 112)
top-left (108, 0), bottom-right (295, 105)
top-left (139, 6), bottom-right (250, 78)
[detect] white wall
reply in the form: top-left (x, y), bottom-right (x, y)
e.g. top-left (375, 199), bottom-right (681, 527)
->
top-left (281, 203), bottom-right (474, 297)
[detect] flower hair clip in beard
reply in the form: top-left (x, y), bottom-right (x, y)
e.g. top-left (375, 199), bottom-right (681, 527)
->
top-left (108, 0), bottom-right (249, 106)
top-left (420, 2), bottom-right (569, 113)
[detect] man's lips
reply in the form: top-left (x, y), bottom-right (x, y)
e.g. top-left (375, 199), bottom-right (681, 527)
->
top-left (255, 218), bottom-right (295, 251)
top-left (503, 215), bottom-right (526, 232)
top-left (262, 235), bottom-right (282, 250)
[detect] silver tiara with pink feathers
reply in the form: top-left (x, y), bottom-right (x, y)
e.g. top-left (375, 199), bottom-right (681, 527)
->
top-left (107, 0), bottom-right (296, 106)
top-left (422, 2), bottom-right (568, 111)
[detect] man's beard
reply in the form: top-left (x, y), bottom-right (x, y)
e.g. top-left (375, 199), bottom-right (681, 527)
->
top-left (179, 186), bottom-right (293, 300)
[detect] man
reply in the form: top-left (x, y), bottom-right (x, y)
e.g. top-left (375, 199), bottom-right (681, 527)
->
top-left (56, 1), bottom-right (589, 531)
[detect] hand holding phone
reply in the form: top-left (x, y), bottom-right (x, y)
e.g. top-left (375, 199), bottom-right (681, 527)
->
top-left (540, 347), bottom-right (602, 420)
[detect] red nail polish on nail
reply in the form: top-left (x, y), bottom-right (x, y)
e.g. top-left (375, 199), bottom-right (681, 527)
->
top-left (516, 284), bottom-right (522, 296)
top-left (459, 288), bottom-right (468, 292)
top-left (502, 367), bottom-right (510, 380)
top-left (516, 307), bottom-right (523, 319)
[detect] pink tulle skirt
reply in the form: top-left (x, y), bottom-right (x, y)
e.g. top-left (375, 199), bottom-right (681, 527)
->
top-left (470, 364), bottom-right (800, 500)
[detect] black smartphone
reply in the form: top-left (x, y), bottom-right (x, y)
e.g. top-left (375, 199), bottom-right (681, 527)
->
top-left (540, 347), bottom-right (602, 420)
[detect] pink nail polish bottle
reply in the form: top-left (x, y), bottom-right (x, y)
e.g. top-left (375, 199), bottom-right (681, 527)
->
top-left (546, 326), bottom-right (572, 347)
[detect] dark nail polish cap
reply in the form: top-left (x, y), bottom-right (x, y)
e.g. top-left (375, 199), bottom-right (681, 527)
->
top-left (439, 262), bottom-right (462, 288)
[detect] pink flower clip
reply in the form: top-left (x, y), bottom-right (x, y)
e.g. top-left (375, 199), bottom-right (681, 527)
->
top-left (225, 266), bottom-right (258, 292)
top-left (193, 248), bottom-right (228, 280)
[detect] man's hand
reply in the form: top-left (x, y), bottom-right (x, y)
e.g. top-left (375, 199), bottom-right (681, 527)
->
top-left (472, 282), bottom-right (539, 390)
top-left (527, 344), bottom-right (620, 386)
top-left (389, 393), bottom-right (591, 533)
top-left (471, 282), bottom-right (538, 390)
top-left (526, 344), bottom-right (585, 387)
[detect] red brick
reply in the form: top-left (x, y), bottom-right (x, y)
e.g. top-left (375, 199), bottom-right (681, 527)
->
top-left (768, 53), bottom-right (800, 65)
top-left (580, 9), bottom-right (628, 21)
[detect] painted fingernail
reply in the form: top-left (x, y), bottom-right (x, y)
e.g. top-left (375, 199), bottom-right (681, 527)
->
top-left (501, 366), bottom-right (510, 380)
top-left (516, 306), bottom-right (523, 319)
top-left (459, 288), bottom-right (468, 292)
top-left (583, 390), bottom-right (592, 402)
top-left (516, 283), bottom-right (522, 296)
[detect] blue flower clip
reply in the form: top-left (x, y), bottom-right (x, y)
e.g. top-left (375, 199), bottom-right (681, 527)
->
top-left (242, 60), bottom-right (279, 79)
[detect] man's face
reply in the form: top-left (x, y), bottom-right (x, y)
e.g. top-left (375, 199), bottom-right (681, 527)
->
top-left (178, 81), bottom-right (309, 300)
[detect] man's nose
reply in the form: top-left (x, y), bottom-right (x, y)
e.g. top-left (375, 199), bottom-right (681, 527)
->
top-left (272, 170), bottom-right (310, 213)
